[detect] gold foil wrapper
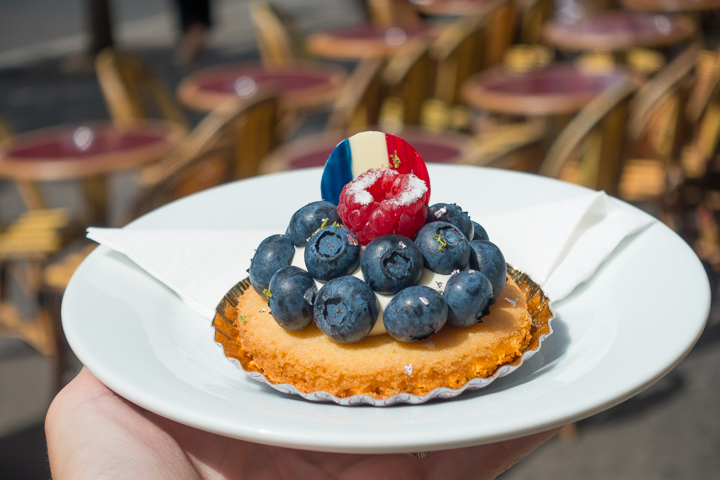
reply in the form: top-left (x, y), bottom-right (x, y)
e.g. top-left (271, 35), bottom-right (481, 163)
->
top-left (213, 265), bottom-right (554, 406)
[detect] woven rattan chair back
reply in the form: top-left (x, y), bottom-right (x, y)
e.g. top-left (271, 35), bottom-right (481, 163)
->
top-left (126, 95), bottom-right (279, 224)
top-left (679, 46), bottom-right (720, 179)
top-left (517, 0), bottom-right (554, 44)
top-left (627, 43), bottom-right (701, 163)
top-left (0, 117), bottom-right (46, 211)
top-left (249, 1), bottom-right (310, 67)
top-left (539, 78), bottom-right (639, 195)
top-left (430, 15), bottom-right (488, 107)
top-left (365, 0), bottom-right (422, 28)
top-left (326, 58), bottom-right (385, 133)
top-left (95, 47), bottom-right (189, 130)
top-left (380, 38), bottom-right (433, 130)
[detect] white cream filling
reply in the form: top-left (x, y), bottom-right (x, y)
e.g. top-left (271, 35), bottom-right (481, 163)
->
top-left (290, 245), bottom-right (451, 336)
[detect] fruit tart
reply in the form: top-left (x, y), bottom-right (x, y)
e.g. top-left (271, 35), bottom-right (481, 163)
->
top-left (213, 132), bottom-right (553, 405)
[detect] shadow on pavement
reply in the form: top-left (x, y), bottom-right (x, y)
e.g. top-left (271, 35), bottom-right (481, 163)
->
top-left (0, 423), bottom-right (50, 480)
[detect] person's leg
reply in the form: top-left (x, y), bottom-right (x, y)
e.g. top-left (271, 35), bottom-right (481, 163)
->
top-left (175, 0), bottom-right (211, 68)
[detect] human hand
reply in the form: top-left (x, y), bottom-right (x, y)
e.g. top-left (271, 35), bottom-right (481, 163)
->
top-left (46, 368), bottom-right (559, 480)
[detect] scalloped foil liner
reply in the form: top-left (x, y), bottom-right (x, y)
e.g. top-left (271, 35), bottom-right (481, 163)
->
top-left (213, 264), bottom-right (554, 406)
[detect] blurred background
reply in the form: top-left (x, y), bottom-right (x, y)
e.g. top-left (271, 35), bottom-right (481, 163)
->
top-left (1, 0), bottom-right (719, 478)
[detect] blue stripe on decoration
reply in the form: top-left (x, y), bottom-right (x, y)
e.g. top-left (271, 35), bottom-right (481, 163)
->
top-left (320, 139), bottom-right (353, 205)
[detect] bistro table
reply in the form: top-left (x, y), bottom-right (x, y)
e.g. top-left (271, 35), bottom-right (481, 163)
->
top-left (409, 0), bottom-right (499, 16)
top-left (0, 120), bottom-right (184, 225)
top-left (177, 63), bottom-right (347, 113)
top-left (619, 0), bottom-right (720, 11)
top-left (542, 11), bottom-right (695, 52)
top-left (306, 25), bottom-right (435, 60)
top-left (462, 63), bottom-right (640, 116)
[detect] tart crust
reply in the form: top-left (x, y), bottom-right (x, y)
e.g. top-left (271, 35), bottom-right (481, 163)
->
top-left (216, 277), bottom-right (533, 399)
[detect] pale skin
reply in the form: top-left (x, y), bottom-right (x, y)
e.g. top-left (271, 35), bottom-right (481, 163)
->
top-left (46, 368), bottom-right (560, 480)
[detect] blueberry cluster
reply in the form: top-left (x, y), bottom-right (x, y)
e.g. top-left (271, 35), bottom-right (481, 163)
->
top-left (248, 201), bottom-right (508, 344)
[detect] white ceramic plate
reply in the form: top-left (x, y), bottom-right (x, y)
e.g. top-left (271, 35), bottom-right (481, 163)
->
top-left (62, 165), bottom-right (710, 454)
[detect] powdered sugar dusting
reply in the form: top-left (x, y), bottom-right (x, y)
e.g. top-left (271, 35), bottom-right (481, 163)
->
top-left (404, 364), bottom-right (413, 375)
top-left (391, 174), bottom-right (428, 206)
top-left (348, 169), bottom-right (396, 205)
top-left (434, 206), bottom-right (447, 218)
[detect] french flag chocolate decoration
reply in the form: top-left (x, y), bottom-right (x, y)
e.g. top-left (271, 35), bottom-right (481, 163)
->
top-left (321, 131), bottom-right (431, 205)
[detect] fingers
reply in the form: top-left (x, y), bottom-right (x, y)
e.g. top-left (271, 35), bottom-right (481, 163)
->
top-left (422, 428), bottom-right (562, 480)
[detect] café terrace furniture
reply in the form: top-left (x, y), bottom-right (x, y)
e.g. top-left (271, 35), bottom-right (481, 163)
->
top-left (539, 77), bottom-right (641, 195)
top-left (127, 94), bottom-right (280, 223)
top-left (461, 63), bottom-right (641, 171)
top-left (410, 0), bottom-right (554, 44)
top-left (258, 36), bottom-right (545, 174)
top-left (95, 47), bottom-right (189, 132)
top-left (306, 23), bottom-right (438, 61)
top-left (0, 120), bottom-right (184, 227)
top-left (365, 0), bottom-right (424, 27)
top-left (249, 1), bottom-right (314, 67)
top-left (461, 63), bottom-right (639, 117)
top-left (621, 42), bottom-right (703, 203)
top-left (176, 63), bottom-right (346, 114)
top-left (541, 11), bottom-right (696, 53)
top-left (422, 10), bottom-right (514, 131)
top-left (619, 0), bottom-right (720, 11)
top-left (0, 208), bottom-right (76, 392)
top-left (1, 98), bottom-right (280, 393)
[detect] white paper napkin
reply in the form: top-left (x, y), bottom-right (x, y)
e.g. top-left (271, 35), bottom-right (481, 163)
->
top-left (87, 190), bottom-right (654, 319)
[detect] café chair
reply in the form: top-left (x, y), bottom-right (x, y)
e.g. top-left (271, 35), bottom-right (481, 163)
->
top-left (619, 43), bottom-right (702, 204)
top-left (95, 47), bottom-right (190, 131)
top-left (380, 38), bottom-right (434, 130)
top-left (258, 37), bottom-right (542, 174)
top-left (249, 1), bottom-right (313, 67)
top-left (365, 0), bottom-right (423, 28)
top-left (326, 58), bottom-right (385, 132)
top-left (124, 94), bottom-right (279, 223)
top-left (539, 77), bottom-right (640, 196)
top-left (517, 0), bottom-right (555, 44)
top-left (422, 11), bottom-right (511, 132)
top-left (0, 117), bottom-right (46, 211)
top-left (0, 208), bottom-right (74, 391)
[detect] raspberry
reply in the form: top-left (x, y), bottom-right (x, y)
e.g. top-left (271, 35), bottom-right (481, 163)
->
top-left (337, 168), bottom-right (429, 245)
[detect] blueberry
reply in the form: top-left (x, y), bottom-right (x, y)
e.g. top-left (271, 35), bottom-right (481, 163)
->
top-left (286, 201), bottom-right (341, 247)
top-left (471, 221), bottom-right (489, 242)
top-left (248, 234), bottom-right (295, 296)
top-left (383, 286), bottom-right (448, 342)
top-left (361, 234), bottom-right (423, 294)
top-left (314, 276), bottom-right (378, 343)
top-left (469, 240), bottom-right (507, 297)
top-left (444, 270), bottom-right (494, 327)
top-left (267, 266), bottom-right (317, 331)
top-left (426, 203), bottom-right (473, 239)
top-left (304, 224), bottom-right (361, 281)
top-left (414, 221), bottom-right (472, 274)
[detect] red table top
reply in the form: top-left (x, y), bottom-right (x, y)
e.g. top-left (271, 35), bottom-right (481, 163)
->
top-left (177, 64), bottom-right (346, 112)
top-left (409, 0), bottom-right (497, 15)
top-left (542, 11), bottom-right (695, 51)
top-left (0, 121), bottom-right (184, 181)
top-left (306, 25), bottom-right (434, 60)
top-left (462, 64), bottom-right (638, 116)
top-left (619, 0), bottom-right (720, 11)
